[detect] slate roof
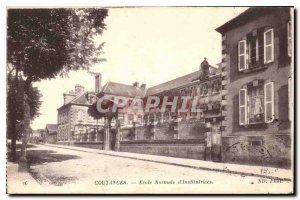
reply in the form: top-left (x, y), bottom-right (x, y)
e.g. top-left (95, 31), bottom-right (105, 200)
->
top-left (146, 64), bottom-right (221, 96)
top-left (57, 91), bottom-right (90, 110)
top-left (99, 63), bottom-right (221, 98)
top-left (101, 81), bottom-right (145, 97)
top-left (145, 71), bottom-right (200, 96)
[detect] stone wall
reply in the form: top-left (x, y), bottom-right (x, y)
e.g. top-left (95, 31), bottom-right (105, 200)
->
top-left (121, 121), bottom-right (207, 141)
top-left (73, 141), bottom-right (104, 150)
top-left (120, 139), bottom-right (206, 160)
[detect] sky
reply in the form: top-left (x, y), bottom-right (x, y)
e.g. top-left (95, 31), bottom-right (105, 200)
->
top-left (31, 7), bottom-right (248, 130)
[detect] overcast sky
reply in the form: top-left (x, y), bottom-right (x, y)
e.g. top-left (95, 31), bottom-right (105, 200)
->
top-left (31, 7), bottom-right (248, 130)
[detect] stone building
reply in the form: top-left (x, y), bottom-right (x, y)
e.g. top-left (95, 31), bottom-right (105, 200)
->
top-left (216, 7), bottom-right (293, 168)
top-left (57, 73), bottom-right (105, 145)
top-left (96, 58), bottom-right (223, 161)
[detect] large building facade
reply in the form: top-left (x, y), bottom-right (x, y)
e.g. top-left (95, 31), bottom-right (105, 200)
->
top-left (94, 58), bottom-right (223, 161)
top-left (216, 7), bottom-right (293, 168)
top-left (56, 59), bottom-right (223, 161)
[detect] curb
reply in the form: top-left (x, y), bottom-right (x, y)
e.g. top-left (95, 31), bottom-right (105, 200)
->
top-left (42, 144), bottom-right (292, 182)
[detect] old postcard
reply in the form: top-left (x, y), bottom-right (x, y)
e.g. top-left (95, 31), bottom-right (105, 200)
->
top-left (6, 6), bottom-right (294, 194)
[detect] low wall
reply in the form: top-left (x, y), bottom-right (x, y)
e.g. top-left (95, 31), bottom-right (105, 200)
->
top-left (121, 121), bottom-right (207, 141)
top-left (120, 139), bottom-right (206, 160)
top-left (73, 141), bottom-right (104, 150)
top-left (222, 134), bottom-right (291, 168)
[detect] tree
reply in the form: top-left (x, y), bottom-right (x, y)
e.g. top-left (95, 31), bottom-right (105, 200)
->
top-left (7, 8), bottom-right (108, 170)
top-left (7, 69), bottom-right (42, 160)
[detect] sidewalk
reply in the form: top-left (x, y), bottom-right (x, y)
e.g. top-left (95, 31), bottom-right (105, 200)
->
top-left (7, 161), bottom-right (45, 194)
top-left (42, 143), bottom-right (293, 181)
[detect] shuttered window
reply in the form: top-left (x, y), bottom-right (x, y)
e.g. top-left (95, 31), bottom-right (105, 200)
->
top-left (239, 89), bottom-right (248, 125)
top-left (238, 40), bottom-right (247, 71)
top-left (264, 82), bottom-right (274, 123)
top-left (264, 28), bottom-right (274, 63)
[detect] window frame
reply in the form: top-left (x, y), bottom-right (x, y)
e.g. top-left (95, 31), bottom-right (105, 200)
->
top-left (263, 28), bottom-right (274, 64)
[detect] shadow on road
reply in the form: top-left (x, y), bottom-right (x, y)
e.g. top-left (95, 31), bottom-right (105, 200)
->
top-left (26, 148), bottom-right (81, 186)
top-left (27, 150), bottom-right (81, 166)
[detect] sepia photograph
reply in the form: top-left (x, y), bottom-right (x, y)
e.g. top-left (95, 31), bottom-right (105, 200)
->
top-left (5, 6), bottom-right (294, 194)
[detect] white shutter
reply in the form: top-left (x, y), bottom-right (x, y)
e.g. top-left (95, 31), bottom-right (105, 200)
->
top-left (264, 82), bottom-right (274, 123)
top-left (239, 88), bottom-right (248, 125)
top-left (264, 28), bottom-right (274, 63)
top-left (238, 40), bottom-right (247, 71)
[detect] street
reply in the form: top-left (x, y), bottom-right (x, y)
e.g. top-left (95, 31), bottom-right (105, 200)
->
top-left (7, 144), bottom-right (292, 194)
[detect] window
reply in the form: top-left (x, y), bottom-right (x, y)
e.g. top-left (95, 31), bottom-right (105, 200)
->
top-left (212, 79), bottom-right (221, 94)
top-left (238, 28), bottom-right (274, 71)
top-left (264, 28), bottom-right (274, 64)
top-left (238, 40), bottom-right (247, 71)
top-left (239, 81), bottom-right (274, 125)
top-left (127, 114), bottom-right (133, 125)
top-left (249, 84), bottom-right (264, 123)
top-left (137, 115), bottom-right (143, 125)
top-left (143, 114), bottom-right (148, 124)
top-left (118, 113), bottom-right (125, 125)
top-left (78, 110), bottom-right (84, 122)
top-left (156, 113), bottom-right (161, 123)
top-left (287, 21), bottom-right (292, 57)
top-left (149, 113), bottom-right (155, 123)
top-left (249, 37), bottom-right (259, 65)
top-left (200, 83), bottom-right (208, 97)
top-left (163, 112), bottom-right (169, 121)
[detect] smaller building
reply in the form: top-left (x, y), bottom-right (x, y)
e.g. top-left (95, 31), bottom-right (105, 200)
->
top-left (29, 129), bottom-right (44, 144)
top-left (45, 124), bottom-right (58, 144)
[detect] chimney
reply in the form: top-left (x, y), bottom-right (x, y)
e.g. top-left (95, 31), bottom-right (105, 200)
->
top-left (63, 90), bottom-right (76, 104)
top-left (133, 81), bottom-right (139, 87)
top-left (95, 73), bottom-right (102, 93)
top-left (75, 84), bottom-right (85, 96)
top-left (140, 84), bottom-right (146, 90)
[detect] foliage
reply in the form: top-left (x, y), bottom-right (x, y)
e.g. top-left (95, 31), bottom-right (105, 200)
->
top-left (6, 8), bottom-right (108, 162)
top-left (7, 8), bottom-right (108, 82)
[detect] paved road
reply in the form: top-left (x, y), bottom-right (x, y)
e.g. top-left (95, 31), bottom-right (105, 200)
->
top-left (21, 144), bottom-right (291, 194)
